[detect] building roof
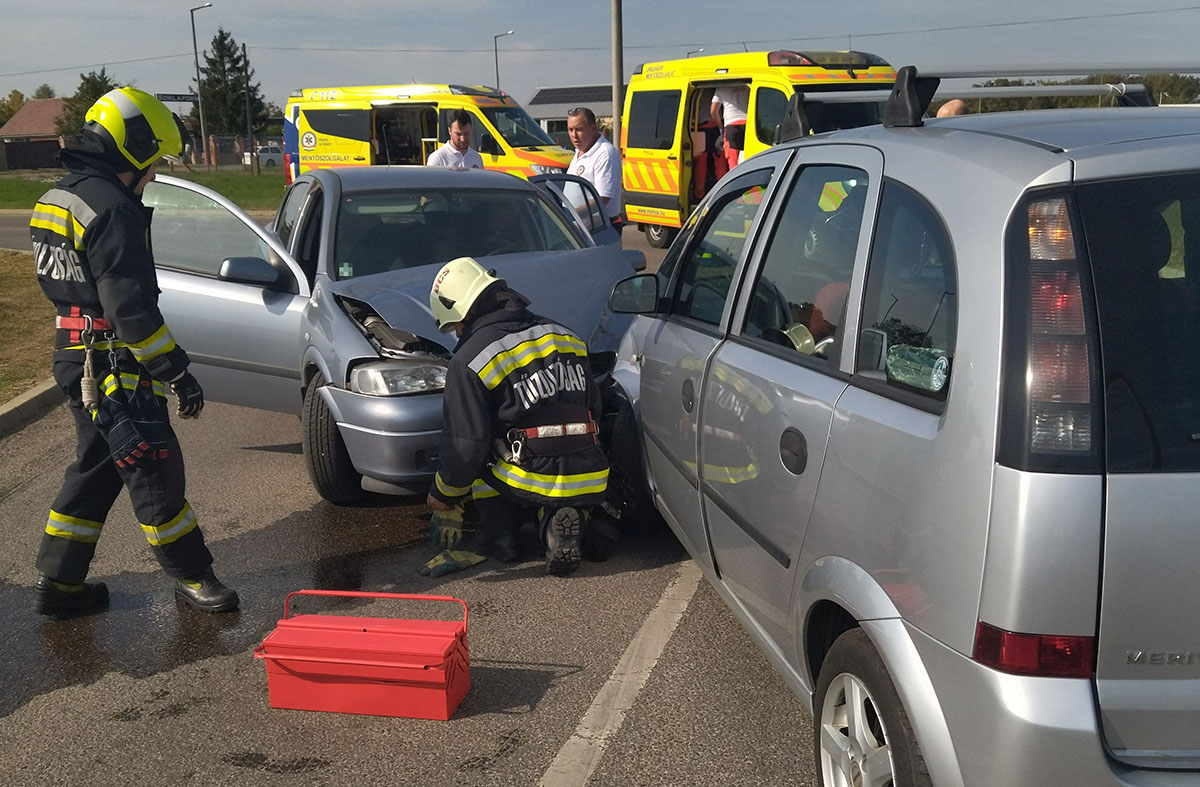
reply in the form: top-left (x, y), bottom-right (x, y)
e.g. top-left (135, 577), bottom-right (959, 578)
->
top-left (0, 98), bottom-right (65, 140)
top-left (525, 85), bottom-right (622, 120)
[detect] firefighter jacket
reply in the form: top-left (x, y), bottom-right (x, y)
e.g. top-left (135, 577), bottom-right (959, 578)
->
top-left (30, 140), bottom-right (190, 382)
top-left (431, 286), bottom-right (609, 509)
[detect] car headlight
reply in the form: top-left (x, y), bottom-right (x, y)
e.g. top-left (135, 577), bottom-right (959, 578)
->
top-left (531, 165), bottom-right (566, 175)
top-left (350, 359), bottom-right (448, 396)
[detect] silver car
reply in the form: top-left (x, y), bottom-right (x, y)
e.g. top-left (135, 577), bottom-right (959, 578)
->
top-left (609, 76), bottom-right (1200, 786)
top-left (143, 166), bottom-right (643, 503)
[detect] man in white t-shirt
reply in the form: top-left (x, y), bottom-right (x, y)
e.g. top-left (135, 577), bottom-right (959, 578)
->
top-left (426, 109), bottom-right (484, 169)
top-left (566, 107), bottom-right (623, 228)
top-left (711, 85), bottom-right (750, 170)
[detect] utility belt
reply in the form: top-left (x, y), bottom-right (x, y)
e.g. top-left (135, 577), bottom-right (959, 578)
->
top-left (494, 408), bottom-right (598, 466)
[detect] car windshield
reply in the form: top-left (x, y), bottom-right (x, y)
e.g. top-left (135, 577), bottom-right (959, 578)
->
top-left (1076, 172), bottom-right (1200, 473)
top-left (481, 106), bottom-right (558, 148)
top-left (332, 187), bottom-right (582, 279)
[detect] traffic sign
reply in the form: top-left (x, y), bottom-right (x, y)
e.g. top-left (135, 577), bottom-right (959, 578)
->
top-left (155, 93), bottom-right (199, 103)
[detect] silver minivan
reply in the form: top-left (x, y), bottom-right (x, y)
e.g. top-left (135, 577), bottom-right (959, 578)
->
top-left (608, 75), bottom-right (1200, 785)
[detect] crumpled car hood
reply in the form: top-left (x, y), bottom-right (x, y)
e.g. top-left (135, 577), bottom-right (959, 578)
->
top-left (327, 247), bottom-right (636, 352)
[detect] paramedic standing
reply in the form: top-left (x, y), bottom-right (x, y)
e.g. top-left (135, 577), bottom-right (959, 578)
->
top-left (29, 87), bottom-right (238, 618)
top-left (426, 109), bottom-right (484, 169)
top-left (566, 107), bottom-right (623, 229)
top-left (711, 84), bottom-right (750, 170)
top-left (423, 257), bottom-right (610, 577)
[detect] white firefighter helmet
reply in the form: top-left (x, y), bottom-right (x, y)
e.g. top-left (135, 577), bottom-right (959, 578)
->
top-left (429, 256), bottom-right (499, 332)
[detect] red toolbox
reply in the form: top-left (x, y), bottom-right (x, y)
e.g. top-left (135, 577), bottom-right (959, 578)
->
top-left (253, 590), bottom-right (469, 720)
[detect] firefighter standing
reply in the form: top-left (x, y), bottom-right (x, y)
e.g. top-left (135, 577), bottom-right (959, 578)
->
top-left (424, 257), bottom-right (609, 576)
top-left (29, 87), bottom-right (238, 617)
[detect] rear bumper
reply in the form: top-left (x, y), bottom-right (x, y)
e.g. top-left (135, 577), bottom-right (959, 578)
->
top-left (319, 386), bottom-right (443, 495)
top-left (909, 625), bottom-right (1197, 786)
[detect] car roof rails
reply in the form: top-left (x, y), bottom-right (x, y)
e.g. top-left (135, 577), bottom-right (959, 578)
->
top-left (882, 66), bottom-right (941, 128)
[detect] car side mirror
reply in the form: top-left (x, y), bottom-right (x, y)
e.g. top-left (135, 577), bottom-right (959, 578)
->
top-left (479, 133), bottom-right (502, 157)
top-left (610, 273), bottom-right (659, 314)
top-left (219, 256), bottom-right (284, 287)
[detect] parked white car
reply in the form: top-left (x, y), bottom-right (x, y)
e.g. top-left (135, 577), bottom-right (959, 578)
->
top-left (244, 144), bottom-right (283, 167)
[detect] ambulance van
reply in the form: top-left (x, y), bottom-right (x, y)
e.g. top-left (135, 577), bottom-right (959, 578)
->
top-left (620, 50), bottom-right (896, 246)
top-left (282, 84), bottom-right (573, 184)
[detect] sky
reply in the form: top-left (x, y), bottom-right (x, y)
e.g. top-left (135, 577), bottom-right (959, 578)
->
top-left (2, 0), bottom-right (1198, 115)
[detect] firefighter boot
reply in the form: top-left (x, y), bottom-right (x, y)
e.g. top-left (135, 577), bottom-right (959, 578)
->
top-left (33, 575), bottom-right (110, 618)
top-left (544, 507), bottom-right (583, 576)
top-left (477, 527), bottom-right (520, 563)
top-left (175, 567), bottom-right (240, 613)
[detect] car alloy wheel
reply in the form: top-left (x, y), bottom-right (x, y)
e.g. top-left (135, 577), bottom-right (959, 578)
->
top-left (815, 629), bottom-right (930, 787)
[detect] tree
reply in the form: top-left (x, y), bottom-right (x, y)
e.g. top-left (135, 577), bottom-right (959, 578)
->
top-left (192, 27), bottom-right (266, 134)
top-left (33, 83), bottom-right (56, 99)
top-left (0, 89), bottom-right (26, 126)
top-left (56, 68), bottom-right (120, 137)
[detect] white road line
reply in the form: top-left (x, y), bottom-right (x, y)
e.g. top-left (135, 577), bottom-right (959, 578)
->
top-left (538, 560), bottom-right (703, 787)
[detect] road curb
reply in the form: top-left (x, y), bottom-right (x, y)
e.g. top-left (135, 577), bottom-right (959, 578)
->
top-left (0, 380), bottom-right (64, 439)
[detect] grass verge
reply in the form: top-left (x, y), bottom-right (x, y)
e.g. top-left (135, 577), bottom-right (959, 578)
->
top-left (0, 250), bottom-right (54, 404)
top-left (0, 166), bottom-right (286, 212)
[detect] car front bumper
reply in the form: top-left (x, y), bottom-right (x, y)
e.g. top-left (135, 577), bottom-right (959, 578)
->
top-left (905, 622), bottom-right (1197, 786)
top-left (319, 386), bottom-right (444, 495)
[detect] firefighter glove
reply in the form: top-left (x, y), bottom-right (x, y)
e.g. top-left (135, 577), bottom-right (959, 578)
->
top-left (97, 404), bottom-right (157, 469)
top-left (430, 505), bottom-right (471, 548)
top-left (171, 372), bottom-right (204, 419)
top-left (419, 549), bottom-right (486, 577)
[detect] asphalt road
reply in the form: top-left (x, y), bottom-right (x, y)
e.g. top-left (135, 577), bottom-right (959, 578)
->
top-left (0, 400), bottom-right (815, 787)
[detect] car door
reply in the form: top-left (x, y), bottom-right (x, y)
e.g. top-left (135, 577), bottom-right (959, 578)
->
top-left (529, 173), bottom-right (620, 246)
top-left (699, 149), bottom-right (882, 648)
top-left (144, 175), bottom-right (310, 413)
top-left (638, 154), bottom-right (787, 565)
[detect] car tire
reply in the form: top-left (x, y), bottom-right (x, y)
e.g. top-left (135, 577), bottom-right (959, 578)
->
top-left (814, 629), bottom-right (931, 787)
top-left (607, 399), bottom-right (661, 530)
top-left (301, 372), bottom-right (363, 505)
top-left (643, 224), bottom-right (677, 249)
top-left (264, 159), bottom-right (276, 167)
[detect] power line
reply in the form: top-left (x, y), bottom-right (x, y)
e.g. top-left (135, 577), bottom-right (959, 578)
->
top-left (4, 5), bottom-right (1200, 80)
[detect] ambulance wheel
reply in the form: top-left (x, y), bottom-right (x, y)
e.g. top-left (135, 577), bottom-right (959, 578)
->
top-left (302, 372), bottom-right (363, 505)
top-left (814, 629), bottom-right (931, 787)
top-left (644, 225), bottom-right (677, 249)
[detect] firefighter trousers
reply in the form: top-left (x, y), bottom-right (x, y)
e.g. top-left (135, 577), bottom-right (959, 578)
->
top-left (37, 360), bottom-right (214, 584)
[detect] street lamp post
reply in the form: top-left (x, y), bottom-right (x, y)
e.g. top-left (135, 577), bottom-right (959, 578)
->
top-left (493, 30), bottom-right (514, 91)
top-left (190, 2), bottom-right (212, 168)
top-left (686, 48), bottom-right (704, 58)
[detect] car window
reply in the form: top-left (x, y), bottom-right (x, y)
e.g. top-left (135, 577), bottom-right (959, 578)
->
top-left (627, 90), bottom-right (681, 150)
top-left (740, 165), bottom-right (868, 364)
top-left (332, 188), bottom-right (583, 279)
top-left (755, 87), bottom-right (788, 145)
top-left (1076, 173), bottom-right (1200, 472)
top-left (275, 182), bottom-right (309, 247)
top-left (293, 189), bottom-right (324, 283)
top-left (144, 181), bottom-right (275, 277)
top-left (856, 181), bottom-right (957, 400)
top-left (669, 169), bottom-right (773, 327)
top-left (480, 106), bottom-right (557, 148)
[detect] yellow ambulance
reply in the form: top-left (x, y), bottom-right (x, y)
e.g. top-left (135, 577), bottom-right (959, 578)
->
top-left (620, 50), bottom-right (896, 246)
top-left (282, 84), bottom-right (573, 184)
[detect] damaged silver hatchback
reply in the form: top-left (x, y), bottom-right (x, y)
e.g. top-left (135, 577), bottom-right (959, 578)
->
top-left (143, 167), bottom-right (644, 503)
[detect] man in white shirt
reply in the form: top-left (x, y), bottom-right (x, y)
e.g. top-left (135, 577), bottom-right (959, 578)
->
top-left (426, 109), bottom-right (484, 169)
top-left (566, 107), bottom-right (623, 228)
top-left (711, 85), bottom-right (750, 170)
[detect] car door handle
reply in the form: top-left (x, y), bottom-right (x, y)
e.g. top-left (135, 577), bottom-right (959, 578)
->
top-left (779, 428), bottom-right (808, 475)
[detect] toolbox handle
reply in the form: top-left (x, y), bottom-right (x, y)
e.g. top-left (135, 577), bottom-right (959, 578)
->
top-left (282, 590), bottom-right (468, 629)
top-left (252, 646), bottom-right (442, 671)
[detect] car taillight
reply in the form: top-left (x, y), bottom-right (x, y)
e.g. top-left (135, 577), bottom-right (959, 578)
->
top-left (284, 153), bottom-right (293, 186)
top-left (973, 621), bottom-right (1095, 678)
top-left (999, 193), bottom-right (1103, 471)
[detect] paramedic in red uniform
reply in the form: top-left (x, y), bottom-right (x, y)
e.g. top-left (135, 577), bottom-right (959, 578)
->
top-left (424, 257), bottom-right (610, 576)
top-left (29, 87), bottom-right (238, 618)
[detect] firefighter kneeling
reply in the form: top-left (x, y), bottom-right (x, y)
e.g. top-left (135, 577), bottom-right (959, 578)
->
top-left (424, 257), bottom-right (609, 576)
